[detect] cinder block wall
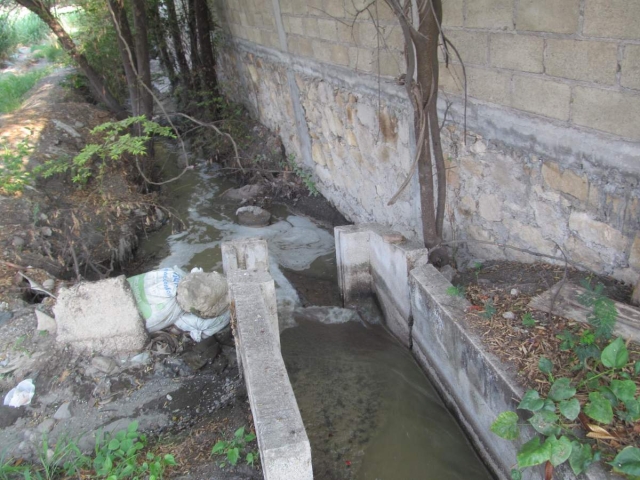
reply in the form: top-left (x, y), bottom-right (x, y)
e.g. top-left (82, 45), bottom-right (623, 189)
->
top-left (212, 0), bottom-right (640, 285)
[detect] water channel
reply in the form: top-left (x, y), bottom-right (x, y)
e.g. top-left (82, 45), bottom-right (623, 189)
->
top-left (139, 145), bottom-right (493, 479)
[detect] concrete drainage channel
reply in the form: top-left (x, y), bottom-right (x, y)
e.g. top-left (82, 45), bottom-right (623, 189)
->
top-left (225, 226), bottom-right (613, 480)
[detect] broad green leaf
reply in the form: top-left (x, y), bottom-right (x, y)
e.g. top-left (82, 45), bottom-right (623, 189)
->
top-left (611, 379), bottom-right (637, 403)
top-left (234, 427), bottom-right (245, 439)
top-left (490, 411), bottom-right (520, 440)
top-left (620, 399), bottom-right (640, 423)
top-left (634, 361), bottom-right (640, 376)
top-left (584, 392), bottom-right (614, 424)
top-left (246, 452), bottom-right (254, 466)
top-left (510, 469), bottom-right (522, 480)
top-left (549, 378), bottom-right (576, 402)
top-left (164, 454), bottom-right (177, 466)
top-left (569, 441), bottom-right (594, 476)
top-left (610, 447), bottom-right (640, 476)
top-left (227, 447), bottom-right (240, 466)
top-left (601, 337), bottom-right (629, 368)
top-left (546, 435), bottom-right (573, 467)
top-left (211, 441), bottom-right (227, 455)
top-left (128, 421), bottom-right (139, 433)
top-left (245, 433), bottom-right (256, 442)
top-left (517, 437), bottom-right (551, 468)
top-left (518, 390), bottom-right (544, 412)
top-left (558, 398), bottom-right (580, 421)
top-left (541, 399), bottom-right (556, 412)
top-left (528, 411), bottom-right (560, 436)
top-left (107, 439), bottom-right (120, 451)
top-left (597, 386), bottom-right (619, 407)
top-left (538, 357), bottom-right (553, 375)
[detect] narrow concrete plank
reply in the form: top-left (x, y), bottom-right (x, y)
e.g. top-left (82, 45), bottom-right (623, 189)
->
top-left (529, 281), bottom-right (640, 343)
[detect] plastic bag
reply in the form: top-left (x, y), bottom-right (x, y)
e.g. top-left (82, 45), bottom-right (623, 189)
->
top-left (4, 379), bottom-right (35, 407)
top-left (174, 310), bottom-right (230, 342)
top-left (127, 267), bottom-right (186, 332)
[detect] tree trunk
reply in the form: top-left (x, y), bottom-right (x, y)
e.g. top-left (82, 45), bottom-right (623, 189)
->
top-left (107, 0), bottom-right (140, 117)
top-left (186, 0), bottom-right (202, 90)
top-left (14, 0), bottom-right (125, 117)
top-left (163, 0), bottom-right (191, 90)
top-left (132, 0), bottom-right (153, 119)
top-left (194, 0), bottom-right (217, 95)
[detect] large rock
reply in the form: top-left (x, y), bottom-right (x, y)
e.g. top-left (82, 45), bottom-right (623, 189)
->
top-left (176, 271), bottom-right (229, 318)
top-left (236, 206), bottom-right (271, 227)
top-left (53, 276), bottom-right (147, 355)
top-left (223, 184), bottom-right (265, 201)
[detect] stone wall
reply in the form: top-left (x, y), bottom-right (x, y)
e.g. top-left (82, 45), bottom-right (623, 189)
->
top-left (212, 0), bottom-right (640, 285)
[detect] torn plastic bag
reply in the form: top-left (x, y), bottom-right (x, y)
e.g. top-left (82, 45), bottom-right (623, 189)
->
top-left (127, 267), bottom-right (186, 332)
top-left (4, 379), bottom-right (35, 407)
top-left (175, 310), bottom-right (230, 342)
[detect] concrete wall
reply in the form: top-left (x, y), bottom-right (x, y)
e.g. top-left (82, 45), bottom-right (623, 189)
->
top-left (212, 0), bottom-right (640, 284)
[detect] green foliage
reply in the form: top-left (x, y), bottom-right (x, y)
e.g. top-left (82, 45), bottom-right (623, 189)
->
top-left (0, 421), bottom-right (176, 479)
top-left (0, 13), bottom-right (16, 61)
top-left (280, 154), bottom-right (319, 197)
top-left (481, 299), bottom-right (496, 319)
top-left (36, 116), bottom-right (175, 185)
top-left (446, 285), bottom-right (465, 298)
top-left (521, 312), bottom-right (535, 328)
top-left (31, 43), bottom-right (67, 63)
top-left (12, 11), bottom-right (49, 46)
top-left (211, 426), bottom-right (259, 469)
top-left (0, 68), bottom-right (51, 113)
top-left (578, 279), bottom-right (617, 340)
top-left (0, 134), bottom-right (33, 195)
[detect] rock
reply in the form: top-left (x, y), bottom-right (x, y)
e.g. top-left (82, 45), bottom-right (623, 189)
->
top-left (502, 312), bottom-right (515, 320)
top-left (53, 276), bottom-right (148, 356)
top-left (35, 310), bottom-right (57, 333)
top-left (37, 418), bottom-right (56, 433)
top-left (42, 279), bottom-right (55, 291)
top-left (439, 265), bottom-right (457, 282)
top-left (510, 288), bottom-right (519, 297)
top-left (52, 120), bottom-right (81, 138)
top-left (130, 352), bottom-right (151, 365)
top-left (223, 184), bottom-right (265, 201)
top-left (235, 206), bottom-right (271, 227)
top-left (53, 402), bottom-right (72, 420)
top-left (91, 356), bottom-right (118, 374)
top-left (0, 310), bottom-right (13, 326)
top-left (40, 227), bottom-right (52, 237)
top-left (176, 271), bottom-right (229, 318)
top-left (12, 236), bottom-right (25, 248)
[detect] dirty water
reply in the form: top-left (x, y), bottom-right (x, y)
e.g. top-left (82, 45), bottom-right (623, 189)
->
top-left (142, 144), bottom-right (493, 479)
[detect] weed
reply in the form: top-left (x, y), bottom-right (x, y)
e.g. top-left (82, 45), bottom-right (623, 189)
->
top-left (211, 426), bottom-right (259, 469)
top-left (521, 312), bottom-right (535, 328)
top-left (0, 68), bottom-right (51, 113)
top-left (280, 154), bottom-right (318, 196)
top-left (446, 285), bottom-right (465, 298)
top-left (472, 261), bottom-right (483, 282)
top-left (491, 285), bottom-right (640, 479)
top-left (482, 299), bottom-right (496, 319)
top-left (0, 134), bottom-right (33, 195)
top-left (12, 11), bottom-right (48, 46)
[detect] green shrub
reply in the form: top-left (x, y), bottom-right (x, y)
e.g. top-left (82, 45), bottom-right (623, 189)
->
top-left (0, 68), bottom-right (51, 113)
top-left (12, 10), bottom-right (48, 46)
top-left (0, 13), bottom-right (16, 60)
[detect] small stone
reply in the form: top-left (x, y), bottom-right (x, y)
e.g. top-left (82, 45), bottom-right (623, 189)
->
top-left (74, 121), bottom-right (84, 128)
top-left (42, 279), bottom-right (55, 291)
top-left (235, 206), bottom-right (271, 227)
top-left (502, 312), bottom-right (515, 320)
top-left (35, 310), bottom-right (57, 333)
top-left (41, 227), bottom-right (52, 237)
top-left (510, 288), bottom-right (519, 297)
top-left (53, 402), bottom-right (72, 420)
top-left (12, 237), bottom-right (25, 248)
top-left (39, 213), bottom-right (48, 221)
top-left (166, 394), bottom-right (172, 401)
top-left (91, 356), bottom-right (118, 374)
top-left (37, 418), bottom-right (56, 433)
top-left (130, 352), bottom-right (150, 365)
top-left (470, 140), bottom-right (487, 154)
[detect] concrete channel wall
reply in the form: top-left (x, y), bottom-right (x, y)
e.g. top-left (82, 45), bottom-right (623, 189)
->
top-left (335, 224), bottom-right (610, 480)
top-left (222, 239), bottom-right (313, 479)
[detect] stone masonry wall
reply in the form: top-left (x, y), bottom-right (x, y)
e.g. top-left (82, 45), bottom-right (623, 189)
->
top-left (212, 0), bottom-right (640, 285)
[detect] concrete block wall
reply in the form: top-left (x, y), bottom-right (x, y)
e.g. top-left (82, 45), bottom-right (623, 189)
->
top-left (212, 0), bottom-right (640, 285)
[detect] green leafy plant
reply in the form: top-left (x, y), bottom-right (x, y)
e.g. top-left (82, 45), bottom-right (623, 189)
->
top-left (446, 285), bottom-right (465, 298)
top-left (522, 312), bottom-right (536, 328)
top-left (280, 154), bottom-right (319, 196)
top-left (482, 299), bottom-right (497, 319)
top-left (490, 286), bottom-right (640, 478)
top-left (36, 116), bottom-right (175, 185)
top-left (211, 426), bottom-right (259, 469)
top-left (0, 134), bottom-right (33, 194)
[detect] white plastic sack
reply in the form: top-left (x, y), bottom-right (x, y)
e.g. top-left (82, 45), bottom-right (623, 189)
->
top-left (4, 379), bottom-right (35, 407)
top-left (127, 267), bottom-right (186, 332)
top-left (175, 310), bottom-right (230, 342)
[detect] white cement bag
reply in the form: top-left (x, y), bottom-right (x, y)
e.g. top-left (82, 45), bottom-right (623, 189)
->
top-left (175, 310), bottom-right (230, 342)
top-left (127, 267), bottom-right (185, 332)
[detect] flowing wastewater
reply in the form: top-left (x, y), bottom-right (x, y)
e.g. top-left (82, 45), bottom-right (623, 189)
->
top-left (139, 145), bottom-right (493, 479)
